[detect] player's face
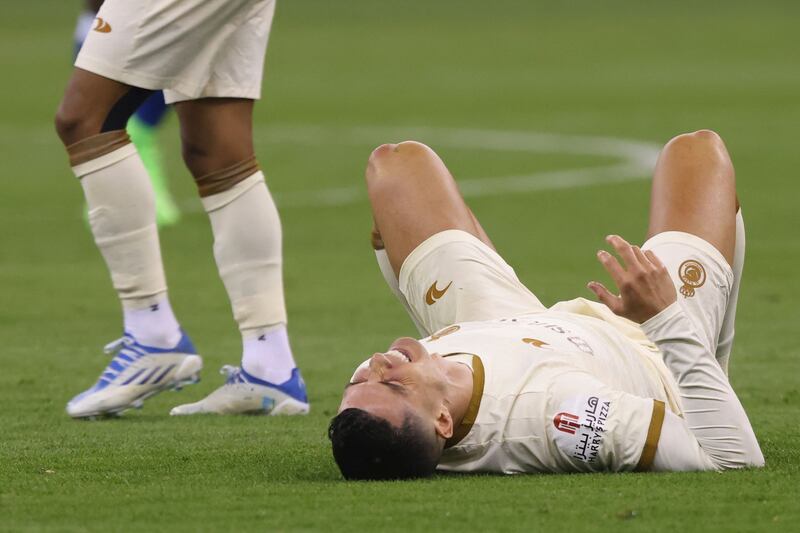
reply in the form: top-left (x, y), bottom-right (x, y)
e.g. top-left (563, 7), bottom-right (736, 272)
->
top-left (338, 337), bottom-right (449, 427)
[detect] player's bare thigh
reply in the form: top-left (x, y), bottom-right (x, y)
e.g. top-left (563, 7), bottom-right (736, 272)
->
top-left (173, 98), bottom-right (255, 179)
top-left (366, 141), bottom-right (494, 276)
top-left (647, 130), bottom-right (737, 265)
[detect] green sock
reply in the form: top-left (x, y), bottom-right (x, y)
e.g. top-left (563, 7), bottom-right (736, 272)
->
top-left (127, 116), bottom-right (181, 227)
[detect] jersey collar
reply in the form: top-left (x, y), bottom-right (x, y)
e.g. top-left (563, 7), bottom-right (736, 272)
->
top-left (444, 354), bottom-right (485, 448)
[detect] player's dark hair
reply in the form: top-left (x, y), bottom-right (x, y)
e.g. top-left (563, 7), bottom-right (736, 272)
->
top-left (328, 407), bottom-right (441, 480)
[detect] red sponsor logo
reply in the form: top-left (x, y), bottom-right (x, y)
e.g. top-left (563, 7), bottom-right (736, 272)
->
top-left (553, 412), bottom-right (581, 434)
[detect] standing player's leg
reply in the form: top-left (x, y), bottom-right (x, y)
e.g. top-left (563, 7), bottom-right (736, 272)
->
top-left (72, 0), bottom-right (180, 228)
top-left (644, 129), bottom-right (739, 371)
top-left (168, 98), bottom-right (308, 416)
top-left (55, 69), bottom-right (201, 418)
top-left (366, 141), bottom-right (544, 334)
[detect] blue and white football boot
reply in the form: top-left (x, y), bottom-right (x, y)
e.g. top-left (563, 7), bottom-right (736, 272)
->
top-left (66, 332), bottom-right (203, 419)
top-left (169, 365), bottom-right (309, 416)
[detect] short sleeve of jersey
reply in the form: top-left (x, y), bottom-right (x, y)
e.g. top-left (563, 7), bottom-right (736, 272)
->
top-left (544, 366), bottom-right (665, 472)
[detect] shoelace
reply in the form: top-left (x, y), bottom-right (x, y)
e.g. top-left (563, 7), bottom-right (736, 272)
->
top-left (220, 365), bottom-right (243, 384)
top-left (97, 336), bottom-right (142, 384)
top-left (104, 336), bottom-right (135, 354)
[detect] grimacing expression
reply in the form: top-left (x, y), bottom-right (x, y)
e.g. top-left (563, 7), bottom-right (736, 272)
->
top-left (338, 337), bottom-right (450, 427)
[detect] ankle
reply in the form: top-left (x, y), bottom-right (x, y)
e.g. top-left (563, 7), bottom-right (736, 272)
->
top-left (123, 295), bottom-right (182, 348)
top-left (241, 324), bottom-right (297, 384)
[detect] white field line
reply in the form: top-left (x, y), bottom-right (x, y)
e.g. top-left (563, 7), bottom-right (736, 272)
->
top-left (249, 125), bottom-right (661, 209)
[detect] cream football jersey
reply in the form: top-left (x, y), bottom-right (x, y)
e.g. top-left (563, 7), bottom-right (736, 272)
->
top-left (351, 299), bottom-right (681, 474)
top-left (423, 306), bottom-right (677, 474)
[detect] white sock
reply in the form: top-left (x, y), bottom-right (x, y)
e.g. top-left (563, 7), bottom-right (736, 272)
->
top-left (242, 325), bottom-right (295, 383)
top-left (123, 296), bottom-right (182, 349)
top-left (74, 140), bottom-right (177, 345)
top-left (374, 248), bottom-right (427, 335)
top-left (201, 172), bottom-right (296, 379)
top-left (715, 208), bottom-right (745, 374)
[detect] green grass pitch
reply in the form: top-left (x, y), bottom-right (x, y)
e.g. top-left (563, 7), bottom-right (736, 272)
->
top-left (2, 1), bottom-right (799, 531)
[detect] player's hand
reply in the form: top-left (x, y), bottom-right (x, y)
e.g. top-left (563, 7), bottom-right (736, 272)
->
top-left (587, 235), bottom-right (677, 323)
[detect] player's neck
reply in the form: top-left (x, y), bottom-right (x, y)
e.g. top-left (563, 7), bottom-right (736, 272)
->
top-left (442, 359), bottom-right (475, 426)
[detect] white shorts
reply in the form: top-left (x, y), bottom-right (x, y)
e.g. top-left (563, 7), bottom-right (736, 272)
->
top-left (400, 229), bottom-right (733, 352)
top-left (399, 230), bottom-right (546, 335)
top-left (75, 0), bottom-right (276, 104)
top-left (641, 231), bottom-right (733, 354)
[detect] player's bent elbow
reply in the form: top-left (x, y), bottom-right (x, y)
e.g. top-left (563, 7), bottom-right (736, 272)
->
top-left (746, 446), bottom-right (766, 469)
top-left (715, 445), bottom-right (766, 471)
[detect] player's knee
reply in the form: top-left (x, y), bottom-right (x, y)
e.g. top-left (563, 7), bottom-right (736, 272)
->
top-left (664, 129), bottom-right (727, 158)
top-left (54, 104), bottom-right (96, 147)
top-left (180, 138), bottom-right (211, 177)
top-left (181, 131), bottom-right (256, 181)
top-left (365, 140), bottom-right (435, 185)
top-left (663, 129), bottom-right (733, 177)
top-left (181, 136), bottom-right (259, 196)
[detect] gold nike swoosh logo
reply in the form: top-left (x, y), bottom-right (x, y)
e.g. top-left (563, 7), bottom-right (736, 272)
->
top-left (522, 338), bottom-right (549, 348)
top-left (93, 17), bottom-right (112, 33)
top-left (425, 281), bottom-right (452, 305)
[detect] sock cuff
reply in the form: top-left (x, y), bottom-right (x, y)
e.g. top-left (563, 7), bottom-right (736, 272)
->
top-left (241, 322), bottom-right (287, 340)
top-left (201, 171), bottom-right (264, 212)
top-left (121, 292), bottom-right (169, 311)
top-left (195, 156), bottom-right (260, 198)
top-left (69, 131), bottom-right (135, 177)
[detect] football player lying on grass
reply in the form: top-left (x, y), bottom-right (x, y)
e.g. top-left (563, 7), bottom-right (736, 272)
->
top-left (328, 130), bottom-right (764, 479)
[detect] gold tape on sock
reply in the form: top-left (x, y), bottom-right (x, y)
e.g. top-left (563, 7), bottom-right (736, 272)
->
top-left (67, 130), bottom-right (131, 167)
top-left (195, 156), bottom-right (261, 197)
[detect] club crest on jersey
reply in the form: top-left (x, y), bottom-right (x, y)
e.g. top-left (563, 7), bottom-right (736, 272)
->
top-left (553, 396), bottom-right (610, 464)
top-left (678, 259), bottom-right (706, 297)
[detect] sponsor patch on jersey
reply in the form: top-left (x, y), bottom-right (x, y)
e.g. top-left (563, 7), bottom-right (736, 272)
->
top-left (552, 395), bottom-right (611, 464)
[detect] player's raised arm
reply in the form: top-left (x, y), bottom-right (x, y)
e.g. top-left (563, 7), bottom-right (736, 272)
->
top-left (589, 235), bottom-right (763, 470)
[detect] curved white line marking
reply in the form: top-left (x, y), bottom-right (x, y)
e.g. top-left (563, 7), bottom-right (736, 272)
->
top-left (254, 125), bottom-right (661, 208)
